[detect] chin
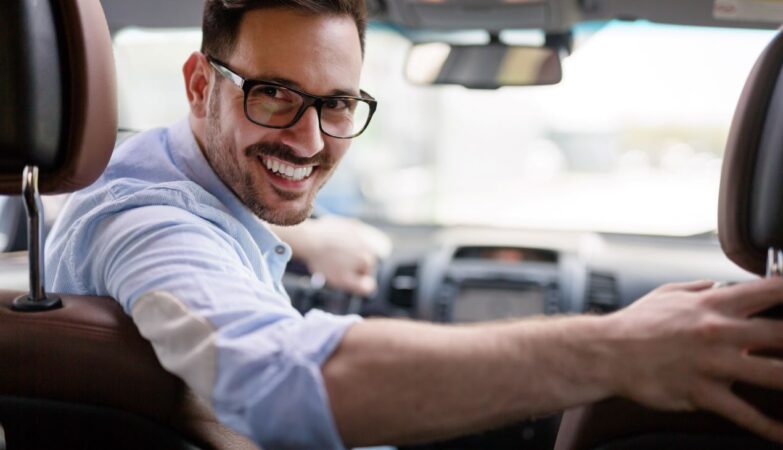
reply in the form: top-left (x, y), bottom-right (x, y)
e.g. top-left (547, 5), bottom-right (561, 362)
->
top-left (256, 198), bottom-right (313, 226)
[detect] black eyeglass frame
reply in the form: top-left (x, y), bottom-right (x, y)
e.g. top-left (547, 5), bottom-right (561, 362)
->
top-left (207, 56), bottom-right (377, 139)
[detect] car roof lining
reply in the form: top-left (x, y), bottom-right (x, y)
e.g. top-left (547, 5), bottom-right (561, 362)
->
top-left (100, 0), bottom-right (779, 34)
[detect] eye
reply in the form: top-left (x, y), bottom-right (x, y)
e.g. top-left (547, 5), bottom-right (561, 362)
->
top-left (259, 86), bottom-right (283, 99)
top-left (250, 84), bottom-right (299, 106)
top-left (323, 98), bottom-right (351, 111)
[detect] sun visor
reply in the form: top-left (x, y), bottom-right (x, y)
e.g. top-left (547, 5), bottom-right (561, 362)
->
top-left (383, 0), bottom-right (551, 31)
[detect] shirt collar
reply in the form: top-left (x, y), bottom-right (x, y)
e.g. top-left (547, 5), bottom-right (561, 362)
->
top-left (167, 118), bottom-right (293, 275)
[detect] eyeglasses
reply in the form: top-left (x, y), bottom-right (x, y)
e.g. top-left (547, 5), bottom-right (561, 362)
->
top-left (207, 56), bottom-right (377, 139)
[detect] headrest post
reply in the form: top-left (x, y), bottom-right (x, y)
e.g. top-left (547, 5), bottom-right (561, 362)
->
top-left (12, 166), bottom-right (61, 312)
top-left (766, 247), bottom-right (783, 278)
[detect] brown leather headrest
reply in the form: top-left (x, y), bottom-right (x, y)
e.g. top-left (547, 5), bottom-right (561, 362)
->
top-left (0, 0), bottom-right (117, 195)
top-left (719, 28), bottom-right (783, 276)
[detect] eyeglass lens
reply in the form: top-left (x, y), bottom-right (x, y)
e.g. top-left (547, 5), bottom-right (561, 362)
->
top-left (246, 84), bottom-right (371, 138)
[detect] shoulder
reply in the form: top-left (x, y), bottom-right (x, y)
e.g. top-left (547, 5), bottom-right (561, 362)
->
top-left (100, 126), bottom-right (179, 184)
top-left (95, 203), bottom-right (242, 252)
top-left (46, 180), bottom-right (244, 276)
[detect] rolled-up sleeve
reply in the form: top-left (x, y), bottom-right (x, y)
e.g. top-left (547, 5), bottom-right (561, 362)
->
top-left (80, 204), bottom-right (359, 449)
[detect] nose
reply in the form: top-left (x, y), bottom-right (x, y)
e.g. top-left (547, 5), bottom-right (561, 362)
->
top-left (279, 105), bottom-right (325, 158)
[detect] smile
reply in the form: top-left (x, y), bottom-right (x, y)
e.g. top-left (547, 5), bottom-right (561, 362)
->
top-left (260, 156), bottom-right (315, 182)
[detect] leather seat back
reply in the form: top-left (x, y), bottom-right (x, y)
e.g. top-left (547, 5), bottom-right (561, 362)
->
top-left (719, 26), bottom-right (783, 275)
top-left (0, 1), bottom-right (257, 448)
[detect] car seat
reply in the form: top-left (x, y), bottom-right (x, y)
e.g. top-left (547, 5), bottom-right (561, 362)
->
top-left (0, 1), bottom-right (258, 449)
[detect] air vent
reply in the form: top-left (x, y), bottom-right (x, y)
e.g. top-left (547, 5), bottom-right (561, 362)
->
top-left (585, 271), bottom-right (619, 314)
top-left (388, 263), bottom-right (419, 309)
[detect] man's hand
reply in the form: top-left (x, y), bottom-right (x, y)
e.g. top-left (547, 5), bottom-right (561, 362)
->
top-left (604, 278), bottom-right (783, 442)
top-left (271, 216), bottom-right (392, 297)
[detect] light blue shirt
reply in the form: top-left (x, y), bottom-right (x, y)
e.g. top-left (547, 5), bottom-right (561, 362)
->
top-left (45, 118), bottom-right (360, 449)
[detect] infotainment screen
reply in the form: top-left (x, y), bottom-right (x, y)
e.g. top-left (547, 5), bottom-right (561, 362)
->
top-left (451, 285), bottom-right (546, 322)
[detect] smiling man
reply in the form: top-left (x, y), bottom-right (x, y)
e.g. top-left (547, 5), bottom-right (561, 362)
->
top-left (194, 6), bottom-right (370, 226)
top-left (44, 1), bottom-right (783, 449)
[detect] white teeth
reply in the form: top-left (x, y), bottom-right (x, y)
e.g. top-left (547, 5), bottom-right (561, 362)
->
top-left (261, 157), bottom-right (315, 181)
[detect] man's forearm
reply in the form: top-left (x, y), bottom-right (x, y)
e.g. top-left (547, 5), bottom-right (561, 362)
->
top-left (322, 315), bottom-right (616, 447)
top-left (326, 280), bottom-right (783, 447)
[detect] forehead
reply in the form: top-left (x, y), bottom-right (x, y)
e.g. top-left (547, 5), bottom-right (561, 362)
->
top-left (228, 8), bottom-right (363, 96)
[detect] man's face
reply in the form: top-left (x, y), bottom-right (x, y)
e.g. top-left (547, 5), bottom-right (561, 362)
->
top-left (203, 8), bottom-right (363, 225)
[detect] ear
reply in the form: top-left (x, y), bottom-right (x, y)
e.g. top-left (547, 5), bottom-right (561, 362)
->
top-left (183, 52), bottom-right (212, 119)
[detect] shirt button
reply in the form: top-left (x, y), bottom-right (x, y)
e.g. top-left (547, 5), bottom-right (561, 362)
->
top-left (275, 245), bottom-right (286, 255)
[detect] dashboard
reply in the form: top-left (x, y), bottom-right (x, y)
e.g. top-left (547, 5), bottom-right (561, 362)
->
top-left (287, 224), bottom-right (756, 323)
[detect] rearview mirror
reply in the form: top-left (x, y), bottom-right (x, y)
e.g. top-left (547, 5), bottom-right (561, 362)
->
top-left (405, 42), bottom-right (562, 89)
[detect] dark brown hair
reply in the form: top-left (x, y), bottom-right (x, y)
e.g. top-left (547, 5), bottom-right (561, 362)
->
top-left (201, 0), bottom-right (367, 60)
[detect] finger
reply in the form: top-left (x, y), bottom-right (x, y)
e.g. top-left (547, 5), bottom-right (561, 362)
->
top-left (656, 279), bottom-right (716, 293)
top-left (360, 224), bottom-right (393, 259)
top-left (711, 278), bottom-right (783, 317)
top-left (699, 384), bottom-right (783, 443)
top-left (355, 275), bottom-right (377, 297)
top-left (726, 354), bottom-right (783, 391)
top-left (357, 252), bottom-right (376, 275)
top-left (335, 273), bottom-right (376, 297)
top-left (735, 318), bottom-right (783, 351)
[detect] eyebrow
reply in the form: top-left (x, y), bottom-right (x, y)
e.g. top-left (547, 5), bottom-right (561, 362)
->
top-left (263, 75), bottom-right (360, 98)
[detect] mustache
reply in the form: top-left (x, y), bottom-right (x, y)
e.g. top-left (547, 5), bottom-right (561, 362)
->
top-left (245, 142), bottom-right (333, 168)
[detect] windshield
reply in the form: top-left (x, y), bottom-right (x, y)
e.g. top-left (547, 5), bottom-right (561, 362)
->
top-left (114, 21), bottom-right (775, 236)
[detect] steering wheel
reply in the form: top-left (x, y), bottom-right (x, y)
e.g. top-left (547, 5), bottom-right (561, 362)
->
top-left (283, 258), bottom-right (384, 316)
